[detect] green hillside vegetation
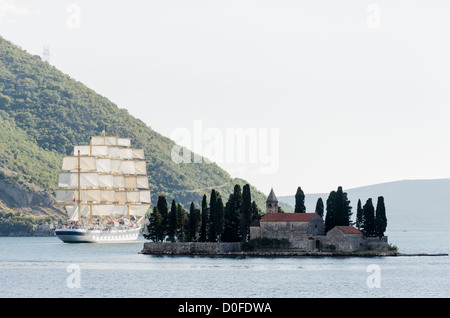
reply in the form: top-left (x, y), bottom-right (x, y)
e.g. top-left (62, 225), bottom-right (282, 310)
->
top-left (0, 35), bottom-right (289, 231)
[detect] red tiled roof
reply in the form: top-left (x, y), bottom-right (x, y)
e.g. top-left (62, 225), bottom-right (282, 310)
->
top-left (250, 219), bottom-right (260, 227)
top-left (335, 226), bottom-right (362, 235)
top-left (260, 213), bottom-right (317, 223)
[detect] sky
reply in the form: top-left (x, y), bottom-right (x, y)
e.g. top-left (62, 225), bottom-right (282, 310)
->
top-left (1, 0), bottom-right (450, 197)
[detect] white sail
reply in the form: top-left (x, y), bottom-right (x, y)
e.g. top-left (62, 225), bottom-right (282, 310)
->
top-left (108, 147), bottom-right (120, 158)
top-left (101, 190), bottom-right (115, 202)
top-left (111, 159), bottom-right (122, 174)
top-left (99, 174), bottom-right (114, 188)
top-left (136, 176), bottom-right (149, 189)
top-left (114, 175), bottom-right (125, 188)
top-left (58, 172), bottom-right (100, 188)
top-left (119, 148), bottom-right (133, 159)
top-left (118, 138), bottom-right (131, 147)
top-left (129, 204), bottom-right (151, 217)
top-left (62, 156), bottom-right (96, 171)
top-left (132, 149), bottom-right (145, 159)
top-left (139, 190), bottom-right (151, 203)
top-left (135, 161), bottom-right (146, 175)
top-left (122, 161), bottom-right (135, 174)
top-left (96, 158), bottom-right (111, 173)
top-left (57, 134), bottom-right (151, 225)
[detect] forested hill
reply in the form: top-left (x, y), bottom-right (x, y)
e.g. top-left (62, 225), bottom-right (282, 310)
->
top-left (0, 35), bottom-right (272, 222)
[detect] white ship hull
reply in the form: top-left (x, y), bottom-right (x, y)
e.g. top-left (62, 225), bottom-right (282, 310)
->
top-left (55, 226), bottom-right (141, 243)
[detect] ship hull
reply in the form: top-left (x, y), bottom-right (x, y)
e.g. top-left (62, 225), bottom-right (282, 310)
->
top-left (55, 227), bottom-right (141, 243)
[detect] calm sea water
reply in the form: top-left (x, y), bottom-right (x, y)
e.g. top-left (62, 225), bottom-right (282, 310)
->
top-left (0, 230), bottom-right (449, 298)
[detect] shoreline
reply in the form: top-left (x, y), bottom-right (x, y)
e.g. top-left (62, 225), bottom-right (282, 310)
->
top-left (139, 250), bottom-right (448, 257)
top-left (139, 242), bottom-right (448, 257)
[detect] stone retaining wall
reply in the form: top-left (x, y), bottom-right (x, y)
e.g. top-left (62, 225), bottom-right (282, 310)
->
top-left (140, 242), bottom-right (242, 255)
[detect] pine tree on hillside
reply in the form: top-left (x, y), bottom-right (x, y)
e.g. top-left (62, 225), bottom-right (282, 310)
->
top-left (375, 196), bottom-right (387, 238)
top-left (315, 198), bottom-right (324, 218)
top-left (294, 186), bottom-right (306, 213)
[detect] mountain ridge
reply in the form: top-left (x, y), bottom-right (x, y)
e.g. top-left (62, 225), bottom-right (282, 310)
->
top-left (0, 35), bottom-right (276, 227)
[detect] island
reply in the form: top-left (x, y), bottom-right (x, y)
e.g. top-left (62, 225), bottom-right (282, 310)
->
top-left (140, 186), bottom-right (447, 257)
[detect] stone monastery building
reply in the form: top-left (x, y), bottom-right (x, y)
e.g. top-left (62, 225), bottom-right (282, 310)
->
top-left (250, 188), bottom-right (388, 252)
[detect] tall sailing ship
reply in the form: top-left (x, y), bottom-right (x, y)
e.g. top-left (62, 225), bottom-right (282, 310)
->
top-left (55, 132), bottom-right (151, 243)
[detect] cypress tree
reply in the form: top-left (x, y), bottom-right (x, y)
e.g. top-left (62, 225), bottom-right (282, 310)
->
top-left (222, 184), bottom-right (242, 242)
top-left (241, 184), bottom-right (252, 242)
top-left (168, 199), bottom-right (178, 242)
top-left (199, 194), bottom-right (209, 242)
top-left (294, 186), bottom-right (306, 213)
top-left (324, 191), bottom-right (336, 233)
top-left (324, 186), bottom-right (353, 231)
top-left (188, 201), bottom-right (200, 242)
top-left (251, 201), bottom-right (261, 220)
top-left (334, 186), bottom-right (345, 225)
top-left (375, 196), bottom-right (387, 238)
top-left (144, 206), bottom-right (164, 242)
top-left (362, 198), bottom-right (376, 237)
top-left (356, 199), bottom-right (364, 230)
top-left (343, 191), bottom-right (353, 226)
top-left (156, 195), bottom-right (169, 240)
top-left (215, 194), bottom-right (225, 240)
top-left (176, 203), bottom-right (187, 242)
top-left (315, 197), bottom-right (324, 218)
top-left (209, 189), bottom-right (217, 242)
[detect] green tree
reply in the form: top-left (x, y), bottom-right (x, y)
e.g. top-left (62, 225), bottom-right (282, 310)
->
top-left (157, 195), bottom-right (169, 240)
top-left (251, 201), bottom-right (261, 220)
top-left (362, 198), bottom-right (376, 237)
top-left (199, 194), bottom-right (209, 242)
top-left (294, 186), bottom-right (306, 213)
top-left (144, 206), bottom-right (164, 242)
top-left (324, 186), bottom-right (352, 233)
top-left (315, 197), bottom-right (324, 218)
top-left (209, 189), bottom-right (218, 242)
top-left (222, 184), bottom-right (242, 242)
top-left (168, 199), bottom-right (178, 242)
top-left (215, 195), bottom-right (225, 239)
top-left (176, 203), bottom-right (188, 242)
top-left (375, 196), bottom-right (387, 238)
top-left (356, 199), bottom-right (364, 230)
top-left (324, 191), bottom-right (336, 233)
top-left (241, 184), bottom-right (252, 242)
top-left (188, 201), bottom-right (200, 242)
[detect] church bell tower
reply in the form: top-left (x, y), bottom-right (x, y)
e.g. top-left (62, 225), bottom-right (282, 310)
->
top-left (266, 188), bottom-right (278, 213)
